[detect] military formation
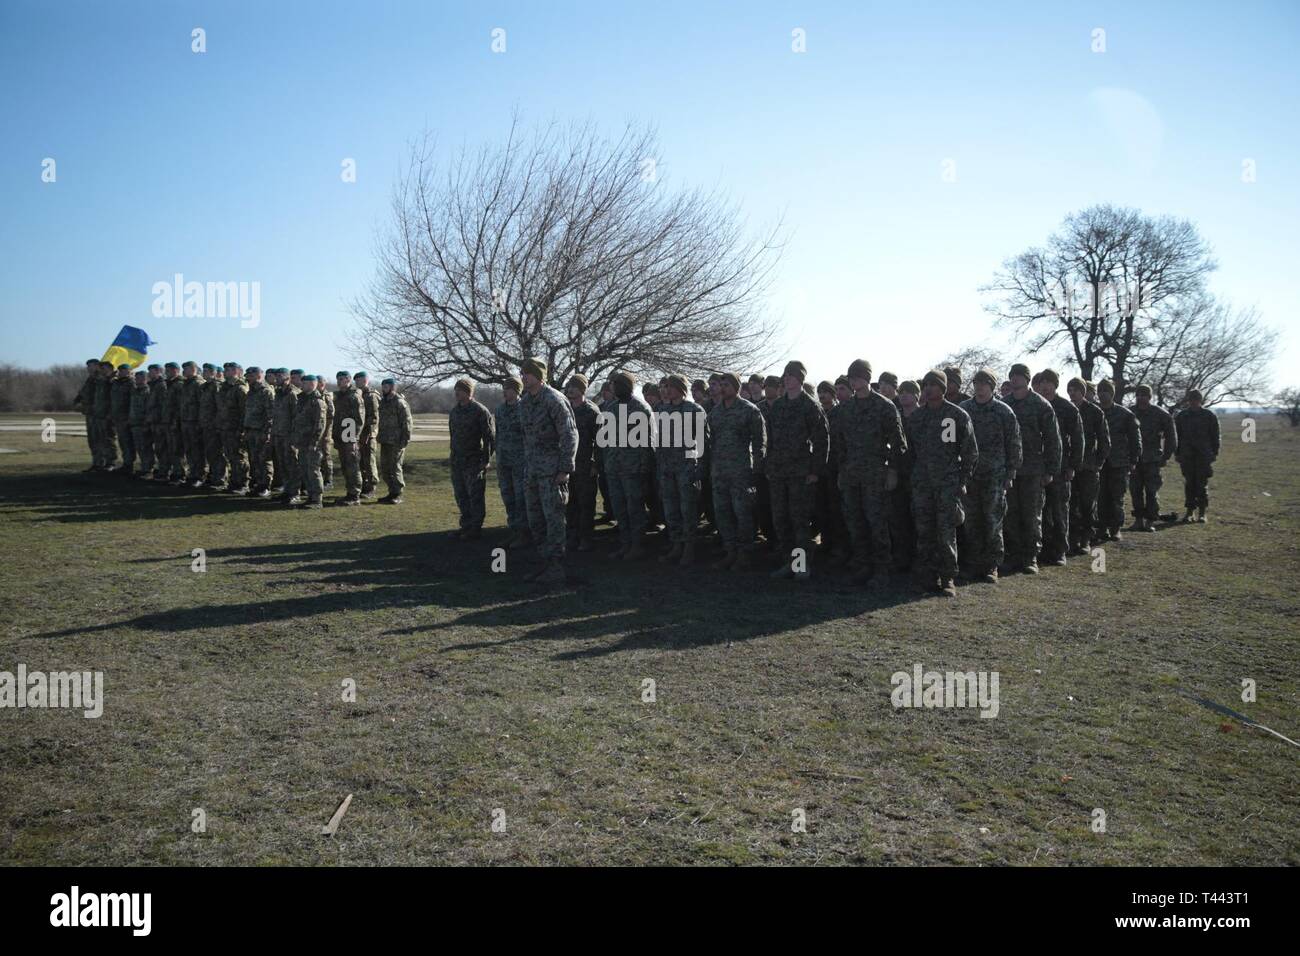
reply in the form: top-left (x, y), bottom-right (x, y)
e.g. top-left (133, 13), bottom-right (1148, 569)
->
top-left (74, 360), bottom-right (413, 508)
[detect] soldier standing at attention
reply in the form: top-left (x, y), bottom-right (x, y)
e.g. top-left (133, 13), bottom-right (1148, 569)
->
top-left (216, 363), bottom-right (248, 492)
top-left (892, 380), bottom-right (922, 573)
top-left (317, 376), bottom-right (335, 490)
top-left (706, 372), bottom-right (767, 571)
top-left (291, 375), bottom-right (327, 509)
top-left (331, 371), bottom-right (366, 506)
top-left (198, 363), bottom-right (223, 488)
top-left (1130, 384), bottom-right (1178, 532)
top-left (910, 370), bottom-right (978, 597)
top-left (95, 362), bottom-right (119, 471)
top-left (1034, 369), bottom-right (1083, 566)
top-left (241, 367), bottom-right (275, 498)
top-left (1002, 363), bottom-right (1061, 574)
top-left (179, 361), bottom-right (205, 486)
top-left (602, 371), bottom-right (656, 560)
top-left (1096, 379), bottom-right (1142, 541)
top-left (128, 370), bottom-right (151, 477)
top-left (655, 373), bottom-right (708, 567)
top-left (270, 369), bottom-right (296, 496)
top-left (813, 380), bottom-right (846, 561)
top-left (944, 367), bottom-right (971, 406)
top-left (565, 374), bottom-right (601, 554)
top-left (162, 361), bottom-right (186, 483)
top-left (764, 361), bottom-right (828, 581)
top-left (1175, 389), bottom-right (1219, 523)
top-left (377, 378), bottom-right (412, 504)
top-left (1067, 376), bottom-right (1111, 553)
top-left (495, 376), bottom-right (531, 549)
top-left (354, 371), bottom-right (381, 500)
top-left (73, 359), bottom-right (100, 471)
top-left (518, 358), bottom-right (579, 585)
top-left (447, 378), bottom-right (495, 538)
top-left (595, 380), bottom-right (616, 525)
top-left (110, 364), bottom-right (136, 475)
top-left (145, 364), bottom-right (166, 479)
top-left (959, 369), bottom-right (1021, 583)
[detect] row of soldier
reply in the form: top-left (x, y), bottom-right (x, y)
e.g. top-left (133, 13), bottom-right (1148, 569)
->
top-left (446, 358), bottom-right (1221, 592)
top-left (73, 360), bottom-right (414, 508)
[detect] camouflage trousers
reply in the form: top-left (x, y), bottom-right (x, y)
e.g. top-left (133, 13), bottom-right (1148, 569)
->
top-left (165, 422), bottom-right (184, 477)
top-left (150, 423), bottom-right (165, 473)
top-left (1069, 469), bottom-right (1101, 550)
top-left (297, 445), bottom-right (323, 502)
top-left (132, 425), bottom-right (154, 474)
top-left (1041, 471), bottom-right (1073, 561)
top-left (182, 422), bottom-right (204, 480)
top-left (841, 474), bottom-right (892, 574)
top-left (112, 416), bottom-right (135, 470)
top-left (769, 473), bottom-right (815, 560)
top-left (246, 428), bottom-right (272, 491)
top-left (889, 477), bottom-right (916, 571)
top-left (275, 436), bottom-right (300, 493)
top-left (712, 471), bottom-right (756, 551)
top-left (1179, 451), bottom-right (1213, 511)
top-left (658, 467), bottom-right (700, 543)
top-left (1004, 474), bottom-right (1047, 567)
top-left (813, 470), bottom-right (845, 554)
top-left (319, 438), bottom-right (333, 483)
top-left (203, 425), bottom-right (224, 484)
top-left (526, 473), bottom-right (570, 559)
top-left (359, 434), bottom-right (379, 493)
top-left (94, 417), bottom-right (118, 468)
top-left (607, 472), bottom-right (648, 546)
top-left (450, 460), bottom-right (487, 530)
top-left (912, 480), bottom-right (963, 579)
top-left (334, 439), bottom-right (362, 496)
top-left (222, 428), bottom-right (247, 488)
top-left (754, 474), bottom-right (773, 542)
top-left (961, 475), bottom-right (1007, 574)
top-left (566, 468), bottom-right (597, 544)
top-left (1098, 466), bottom-right (1130, 534)
top-left (497, 456), bottom-right (529, 532)
top-left (81, 414), bottom-right (96, 464)
top-left (1129, 462), bottom-right (1164, 521)
top-left (380, 443), bottom-right (405, 497)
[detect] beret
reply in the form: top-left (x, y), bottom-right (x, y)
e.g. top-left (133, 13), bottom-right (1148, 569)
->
top-left (86, 358), bottom-right (100, 365)
top-left (922, 369), bottom-right (948, 389)
top-left (201, 362), bottom-right (215, 371)
top-left (182, 360), bottom-right (197, 368)
top-left (117, 363), bottom-right (131, 370)
top-left (302, 374), bottom-right (317, 382)
top-left (520, 357), bottom-right (546, 380)
top-left (290, 368), bottom-right (304, 376)
top-left (165, 361), bottom-right (179, 369)
top-left (1009, 362), bottom-right (1031, 380)
top-left (878, 371), bottom-right (899, 387)
top-left (354, 371), bottom-right (369, 379)
top-left (382, 378), bottom-right (396, 386)
top-left (148, 364), bottom-right (161, 371)
top-left (134, 369), bottom-right (146, 377)
top-left (246, 366), bottom-right (262, 374)
top-left (783, 360), bottom-right (807, 382)
top-left (336, 370), bottom-right (350, 378)
top-left (847, 358), bottom-right (872, 380)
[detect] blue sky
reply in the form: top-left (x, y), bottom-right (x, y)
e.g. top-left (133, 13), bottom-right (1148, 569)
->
top-left (3, 0), bottom-right (1297, 388)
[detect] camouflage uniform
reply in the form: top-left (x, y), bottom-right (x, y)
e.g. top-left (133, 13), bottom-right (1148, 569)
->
top-left (494, 398), bottom-right (529, 535)
top-left (378, 389), bottom-right (412, 498)
top-left (110, 376), bottom-right (135, 471)
top-left (293, 387), bottom-right (328, 504)
top-left (1175, 406), bottom-right (1220, 514)
top-left (1070, 399), bottom-right (1111, 550)
top-left (146, 376), bottom-right (167, 475)
top-left (331, 382), bottom-right (366, 499)
top-left (816, 402), bottom-right (848, 557)
top-left (707, 396), bottom-right (767, 552)
top-left (1042, 394), bottom-right (1083, 562)
top-left (319, 389), bottom-right (335, 485)
top-left (272, 380), bottom-right (300, 494)
top-left (199, 376), bottom-right (223, 484)
top-left (129, 379), bottom-right (152, 474)
top-left (909, 400), bottom-right (978, 581)
top-left (601, 396), bottom-right (657, 550)
top-left (520, 384), bottom-right (579, 559)
top-left (890, 407), bottom-right (918, 571)
top-left (566, 398), bottom-right (601, 547)
top-left (959, 396), bottom-right (1021, 575)
top-left (73, 372), bottom-right (98, 467)
top-left (832, 390), bottom-right (907, 577)
top-left (243, 378), bottom-right (276, 492)
top-left (1131, 402), bottom-right (1178, 522)
top-left (765, 391), bottom-right (829, 564)
top-left (162, 376), bottom-right (185, 480)
top-left (655, 399), bottom-right (708, 545)
top-left (753, 396), bottom-right (774, 544)
top-left (180, 374), bottom-right (204, 480)
top-left (358, 383), bottom-right (381, 495)
top-left (448, 398), bottom-right (495, 531)
top-left (1099, 402), bottom-right (1142, 535)
top-left (94, 375), bottom-right (118, 469)
top-left (1003, 389), bottom-right (1061, 569)
top-left (218, 375), bottom-right (249, 489)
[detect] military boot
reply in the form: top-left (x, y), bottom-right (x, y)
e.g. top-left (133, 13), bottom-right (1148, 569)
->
top-left (1182, 508), bottom-right (1195, 523)
top-left (678, 541), bottom-right (695, 567)
top-left (299, 497), bottom-right (323, 510)
top-left (1196, 508), bottom-right (1207, 523)
top-left (939, 578), bottom-right (958, 598)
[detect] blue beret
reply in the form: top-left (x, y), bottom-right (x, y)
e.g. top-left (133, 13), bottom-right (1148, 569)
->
top-left (201, 362), bottom-right (215, 371)
top-left (336, 370), bottom-right (350, 378)
top-left (354, 370), bottom-right (369, 379)
top-left (164, 361), bottom-right (179, 369)
top-left (302, 374), bottom-right (317, 382)
top-left (382, 378), bottom-right (396, 386)
top-left (148, 363), bottom-right (161, 371)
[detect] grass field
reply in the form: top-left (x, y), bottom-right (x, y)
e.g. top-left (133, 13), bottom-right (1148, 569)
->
top-left (1, 411), bottom-right (1296, 866)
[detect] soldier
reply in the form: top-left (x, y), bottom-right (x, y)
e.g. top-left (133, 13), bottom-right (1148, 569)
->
top-left (198, 363), bottom-right (224, 488)
top-left (601, 371), bottom-right (656, 560)
top-left (240, 367), bottom-right (275, 498)
top-left (329, 371), bottom-right (366, 505)
top-left (1002, 363), bottom-right (1061, 574)
top-left (1067, 376), bottom-right (1111, 553)
top-left (94, 362), bottom-right (118, 471)
top-left (1034, 369), bottom-right (1083, 565)
top-left (377, 378), bottom-right (412, 503)
top-left (1096, 379), bottom-right (1142, 540)
top-left (495, 376), bottom-right (531, 548)
top-left (594, 380), bottom-right (615, 525)
top-left (518, 358), bottom-right (579, 585)
top-left (145, 364), bottom-right (166, 479)
top-left (128, 370), bottom-right (152, 477)
top-left (833, 358), bottom-right (907, 589)
top-left (691, 379), bottom-right (711, 410)
top-left (162, 361), bottom-right (186, 483)
top-left (655, 373), bottom-right (707, 567)
top-left (910, 370), bottom-right (978, 597)
top-left (891, 380), bottom-right (921, 572)
top-left (271, 369), bottom-right (298, 497)
top-left (944, 367), bottom-right (971, 405)
top-left (354, 371), bottom-right (381, 500)
top-left (960, 369), bottom-right (1022, 583)
top-left (764, 361), bottom-right (828, 580)
top-left (217, 362), bottom-right (248, 491)
top-left (179, 361), bottom-right (205, 486)
top-left (641, 382), bottom-right (666, 535)
top-left (317, 376), bottom-right (335, 490)
top-left (447, 379), bottom-right (494, 537)
top-left (110, 364), bottom-right (136, 474)
top-left (695, 376), bottom-right (718, 534)
top-left (565, 374), bottom-right (601, 553)
top-left (292, 375), bottom-right (328, 509)
top-left (813, 380), bottom-right (846, 560)
top-left (1130, 384), bottom-right (1178, 532)
top-left (754, 374), bottom-right (781, 548)
top-left (707, 372), bottom-right (767, 571)
top-left (877, 371), bottom-right (900, 406)
top-left (73, 359), bottom-right (100, 471)
top-left (1175, 389), bottom-right (1220, 523)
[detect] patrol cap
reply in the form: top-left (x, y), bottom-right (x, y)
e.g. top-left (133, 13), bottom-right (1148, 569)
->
top-left (922, 369), bottom-right (948, 390)
top-left (834, 375), bottom-right (849, 387)
top-left (1009, 362), bottom-right (1031, 380)
top-left (782, 360), bottom-right (807, 382)
top-left (878, 371), bottom-right (899, 387)
top-left (1096, 378), bottom-right (1115, 394)
top-left (847, 358), bottom-right (872, 381)
top-left (1067, 376), bottom-right (1088, 393)
top-left (748, 373), bottom-right (766, 385)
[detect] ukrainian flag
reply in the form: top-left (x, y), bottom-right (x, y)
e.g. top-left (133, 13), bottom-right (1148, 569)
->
top-left (101, 325), bottom-right (156, 369)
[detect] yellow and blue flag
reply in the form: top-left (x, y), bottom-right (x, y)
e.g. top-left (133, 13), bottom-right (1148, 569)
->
top-left (101, 325), bottom-right (156, 369)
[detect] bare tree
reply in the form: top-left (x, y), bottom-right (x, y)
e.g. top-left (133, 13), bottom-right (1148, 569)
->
top-left (934, 344), bottom-right (1009, 387)
top-left (983, 204), bottom-right (1217, 397)
top-left (350, 118), bottom-right (783, 387)
top-left (1275, 388), bottom-right (1300, 427)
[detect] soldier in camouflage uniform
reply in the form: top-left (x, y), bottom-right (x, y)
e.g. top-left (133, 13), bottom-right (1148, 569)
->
top-left (602, 371), bottom-right (657, 560)
top-left (1175, 388), bottom-right (1220, 523)
top-left (94, 362), bottom-right (118, 471)
top-left (833, 358), bottom-right (907, 588)
top-left (447, 378), bottom-right (494, 536)
top-left (198, 364), bottom-right (224, 488)
top-left (1096, 379), bottom-right (1142, 540)
top-left (892, 380), bottom-right (921, 571)
top-left (179, 361), bottom-right (205, 485)
top-left (495, 376), bottom-right (531, 548)
top-left (127, 370), bottom-right (151, 477)
top-left (317, 377), bottom-right (335, 489)
top-left (292, 375), bottom-right (328, 509)
top-left (812, 380), bottom-right (846, 560)
top-left (944, 367), bottom-right (971, 405)
top-left (1034, 369), bottom-right (1083, 565)
top-left (764, 361), bottom-right (828, 580)
top-left (162, 362), bottom-right (186, 482)
top-left (144, 364), bottom-right (166, 478)
top-left (707, 373), bottom-right (767, 571)
top-left (910, 370), bottom-right (978, 597)
top-left (1067, 376), bottom-right (1111, 553)
top-left (959, 369), bottom-right (1021, 582)
top-left (272, 369), bottom-right (301, 500)
top-left (110, 364), bottom-right (135, 473)
top-left (73, 359), bottom-right (100, 471)
top-left (377, 378), bottom-right (412, 503)
top-left (655, 373), bottom-right (708, 567)
top-left (1129, 384), bottom-right (1178, 531)
top-left (331, 371), bottom-right (366, 505)
top-left (565, 374), bottom-right (601, 554)
top-left (518, 358), bottom-right (579, 585)
top-left (1002, 363), bottom-right (1062, 574)
top-left (217, 362), bottom-right (249, 492)
top-left (354, 371), bottom-right (381, 499)
top-left (242, 367), bottom-right (275, 497)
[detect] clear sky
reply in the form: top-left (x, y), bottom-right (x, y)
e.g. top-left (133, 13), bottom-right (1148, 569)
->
top-left (3, 0), bottom-right (1297, 388)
